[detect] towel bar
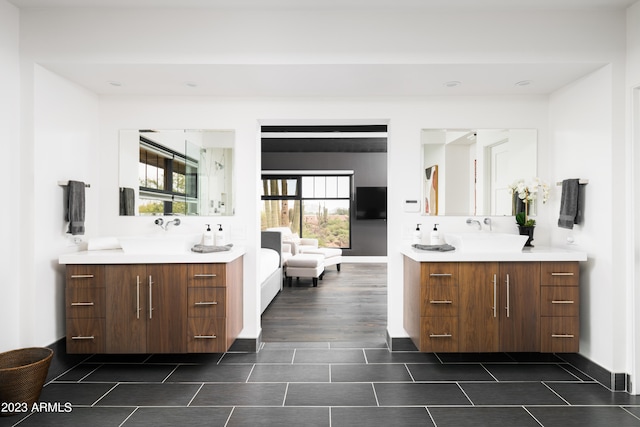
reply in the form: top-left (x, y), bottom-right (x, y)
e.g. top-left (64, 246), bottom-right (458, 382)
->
top-left (58, 181), bottom-right (90, 188)
top-left (556, 179), bottom-right (588, 186)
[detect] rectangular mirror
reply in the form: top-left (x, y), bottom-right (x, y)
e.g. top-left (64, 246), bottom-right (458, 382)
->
top-left (421, 129), bottom-right (537, 216)
top-left (119, 129), bottom-right (234, 216)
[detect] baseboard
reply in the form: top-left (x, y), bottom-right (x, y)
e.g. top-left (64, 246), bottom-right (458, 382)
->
top-left (554, 353), bottom-right (630, 392)
top-left (229, 332), bottom-right (262, 353)
top-left (386, 331), bottom-right (418, 352)
top-left (342, 256), bottom-right (388, 263)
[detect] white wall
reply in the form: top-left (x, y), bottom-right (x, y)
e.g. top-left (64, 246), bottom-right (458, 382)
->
top-left (11, 4), bottom-right (634, 386)
top-left (627, 0), bottom-right (640, 394)
top-left (0, 0), bottom-right (21, 352)
top-left (548, 66), bottom-right (621, 372)
top-left (26, 66), bottom-right (101, 347)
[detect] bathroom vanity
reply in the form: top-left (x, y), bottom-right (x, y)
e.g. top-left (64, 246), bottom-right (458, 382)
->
top-left (59, 249), bottom-right (244, 354)
top-left (401, 246), bottom-right (587, 353)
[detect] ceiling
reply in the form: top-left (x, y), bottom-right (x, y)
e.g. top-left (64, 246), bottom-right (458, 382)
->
top-left (14, 0), bottom-right (634, 97)
top-left (7, 0), bottom-right (637, 10)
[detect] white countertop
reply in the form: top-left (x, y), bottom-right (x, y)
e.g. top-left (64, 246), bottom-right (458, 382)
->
top-left (400, 245), bottom-right (587, 262)
top-left (59, 247), bottom-right (246, 265)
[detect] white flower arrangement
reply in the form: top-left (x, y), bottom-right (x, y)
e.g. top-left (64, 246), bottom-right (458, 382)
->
top-left (509, 177), bottom-right (550, 225)
top-left (509, 177), bottom-right (550, 204)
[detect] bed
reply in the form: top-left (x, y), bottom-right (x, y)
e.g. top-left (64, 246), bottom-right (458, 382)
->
top-left (260, 231), bottom-right (284, 313)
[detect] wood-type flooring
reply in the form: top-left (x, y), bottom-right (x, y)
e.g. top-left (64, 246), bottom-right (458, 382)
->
top-left (260, 263), bottom-right (387, 342)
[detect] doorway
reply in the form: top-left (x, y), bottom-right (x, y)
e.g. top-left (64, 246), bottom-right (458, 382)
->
top-left (259, 122), bottom-right (388, 341)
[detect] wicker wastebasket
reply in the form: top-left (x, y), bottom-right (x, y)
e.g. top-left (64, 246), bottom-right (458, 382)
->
top-left (0, 347), bottom-right (53, 416)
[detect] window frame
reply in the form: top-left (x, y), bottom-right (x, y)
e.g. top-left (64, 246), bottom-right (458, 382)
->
top-left (261, 172), bottom-right (353, 249)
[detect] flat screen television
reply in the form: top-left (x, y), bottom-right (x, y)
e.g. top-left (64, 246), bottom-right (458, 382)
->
top-left (356, 186), bottom-right (387, 219)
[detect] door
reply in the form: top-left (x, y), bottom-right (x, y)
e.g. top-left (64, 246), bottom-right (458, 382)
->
top-left (146, 264), bottom-right (188, 353)
top-left (499, 262), bottom-right (540, 352)
top-left (459, 262), bottom-right (499, 352)
top-left (105, 265), bottom-right (148, 353)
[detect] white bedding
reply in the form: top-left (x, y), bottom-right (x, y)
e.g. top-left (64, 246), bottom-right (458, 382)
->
top-left (259, 248), bottom-right (280, 284)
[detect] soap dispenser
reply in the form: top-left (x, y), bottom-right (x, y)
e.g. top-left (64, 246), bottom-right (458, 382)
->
top-left (215, 224), bottom-right (225, 246)
top-left (412, 224), bottom-right (422, 245)
top-left (430, 224), bottom-right (440, 245)
top-left (203, 224), bottom-right (214, 247)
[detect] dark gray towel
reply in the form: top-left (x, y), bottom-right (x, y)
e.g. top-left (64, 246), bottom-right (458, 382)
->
top-left (119, 187), bottom-right (135, 216)
top-left (412, 243), bottom-right (455, 252)
top-left (191, 243), bottom-right (234, 253)
top-left (66, 180), bottom-right (85, 235)
top-left (558, 179), bottom-right (582, 229)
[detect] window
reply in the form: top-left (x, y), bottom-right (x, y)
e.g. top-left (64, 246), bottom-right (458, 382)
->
top-left (261, 173), bottom-right (352, 248)
top-left (138, 137), bottom-right (198, 215)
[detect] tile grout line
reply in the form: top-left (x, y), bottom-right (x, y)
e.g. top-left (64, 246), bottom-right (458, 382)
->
top-left (522, 405), bottom-right (545, 426)
top-left (541, 381), bottom-right (572, 405)
top-left (117, 406), bottom-right (139, 427)
top-left (455, 382), bottom-right (476, 406)
top-left (480, 363), bottom-right (500, 382)
top-left (186, 383), bottom-right (205, 407)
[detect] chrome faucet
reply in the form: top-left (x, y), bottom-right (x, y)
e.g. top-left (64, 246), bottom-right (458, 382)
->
top-left (466, 218), bottom-right (482, 230)
top-left (154, 218), bottom-right (181, 231)
top-left (483, 217), bottom-right (492, 231)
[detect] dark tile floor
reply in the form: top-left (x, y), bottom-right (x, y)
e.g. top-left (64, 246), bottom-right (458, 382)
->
top-left (2, 341), bottom-right (639, 427)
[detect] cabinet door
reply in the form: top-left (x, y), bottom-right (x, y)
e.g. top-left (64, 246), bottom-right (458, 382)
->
top-left (105, 265), bottom-right (148, 353)
top-left (146, 264), bottom-right (187, 354)
top-left (459, 262), bottom-right (499, 352)
top-left (499, 262), bottom-right (540, 352)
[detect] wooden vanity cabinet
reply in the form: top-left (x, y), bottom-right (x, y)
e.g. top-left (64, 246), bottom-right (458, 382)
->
top-left (65, 265), bottom-right (106, 354)
top-left (540, 262), bottom-right (580, 352)
top-left (404, 257), bottom-right (577, 354)
top-left (105, 264), bottom-right (187, 354)
top-left (456, 262), bottom-right (540, 352)
top-left (404, 259), bottom-right (459, 352)
top-left (187, 258), bottom-right (243, 353)
top-left (65, 256), bottom-right (243, 354)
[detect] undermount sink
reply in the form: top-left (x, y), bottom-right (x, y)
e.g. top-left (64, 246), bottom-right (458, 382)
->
top-left (119, 234), bottom-right (195, 254)
top-left (444, 232), bottom-right (528, 253)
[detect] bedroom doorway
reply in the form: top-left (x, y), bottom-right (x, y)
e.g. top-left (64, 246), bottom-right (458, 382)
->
top-left (259, 122), bottom-right (388, 342)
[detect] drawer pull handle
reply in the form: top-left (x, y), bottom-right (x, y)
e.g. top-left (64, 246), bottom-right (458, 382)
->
top-left (551, 272), bottom-right (574, 276)
top-left (551, 300), bottom-right (575, 304)
top-left (194, 274), bottom-right (217, 278)
top-left (429, 333), bottom-right (452, 338)
top-left (70, 274), bottom-right (94, 279)
top-left (71, 336), bottom-right (95, 340)
top-left (194, 335), bottom-right (217, 339)
top-left (70, 302), bottom-right (95, 306)
top-left (195, 301), bottom-right (218, 306)
top-left (551, 334), bottom-right (575, 338)
top-left (429, 273), bottom-right (452, 277)
top-left (429, 300), bottom-right (452, 304)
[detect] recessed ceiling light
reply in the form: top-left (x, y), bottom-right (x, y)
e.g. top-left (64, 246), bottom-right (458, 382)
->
top-left (107, 80), bottom-right (122, 87)
top-left (444, 81), bottom-right (462, 88)
top-left (185, 81), bottom-right (198, 88)
top-left (515, 80), bottom-right (533, 86)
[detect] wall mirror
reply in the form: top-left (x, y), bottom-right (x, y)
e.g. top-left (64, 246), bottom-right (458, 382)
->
top-left (421, 129), bottom-right (537, 216)
top-left (119, 129), bottom-right (234, 216)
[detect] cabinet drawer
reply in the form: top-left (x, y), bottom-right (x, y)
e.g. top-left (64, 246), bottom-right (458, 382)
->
top-left (420, 317), bottom-right (458, 352)
top-left (540, 317), bottom-right (579, 353)
top-left (187, 318), bottom-right (227, 353)
top-left (540, 262), bottom-right (579, 286)
top-left (66, 318), bottom-right (105, 354)
top-left (423, 262), bottom-right (458, 285)
top-left (188, 264), bottom-right (226, 287)
top-left (188, 288), bottom-right (226, 317)
top-left (66, 265), bottom-right (104, 288)
top-left (421, 284), bottom-right (458, 317)
top-left (66, 287), bottom-right (105, 318)
top-left (541, 287), bottom-right (579, 317)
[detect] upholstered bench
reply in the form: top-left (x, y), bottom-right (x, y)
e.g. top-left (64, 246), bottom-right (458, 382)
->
top-left (285, 253), bottom-right (325, 287)
top-left (300, 247), bottom-right (342, 272)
